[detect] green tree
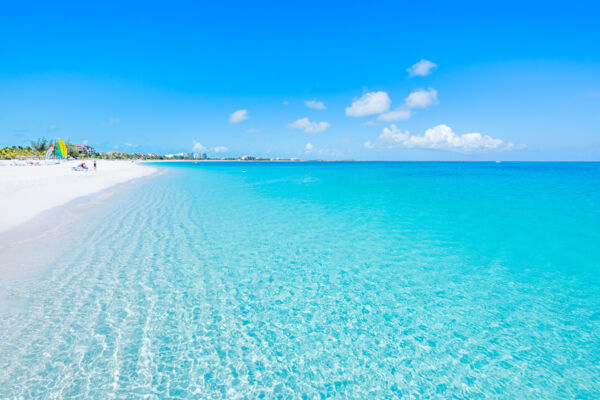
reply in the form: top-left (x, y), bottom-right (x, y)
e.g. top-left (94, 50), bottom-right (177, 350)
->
top-left (30, 137), bottom-right (50, 152)
top-left (66, 143), bottom-right (81, 158)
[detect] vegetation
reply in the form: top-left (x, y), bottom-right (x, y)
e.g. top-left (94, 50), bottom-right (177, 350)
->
top-left (1, 138), bottom-right (289, 161)
top-left (0, 146), bottom-right (45, 159)
top-left (95, 152), bottom-right (165, 160)
top-left (30, 137), bottom-right (52, 152)
top-left (66, 142), bottom-right (80, 158)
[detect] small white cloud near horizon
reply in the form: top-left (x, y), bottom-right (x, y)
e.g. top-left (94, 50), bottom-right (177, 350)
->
top-left (305, 99), bottom-right (326, 110)
top-left (407, 59), bottom-right (437, 77)
top-left (305, 143), bottom-right (313, 151)
top-left (405, 88), bottom-right (439, 109)
top-left (346, 91), bottom-right (391, 117)
top-left (229, 109), bottom-right (248, 123)
top-left (288, 117), bottom-right (330, 133)
top-left (377, 108), bottom-right (412, 122)
top-left (193, 141), bottom-right (227, 153)
top-left (192, 141), bottom-right (207, 152)
top-left (361, 120), bottom-right (379, 127)
top-left (365, 124), bottom-right (515, 152)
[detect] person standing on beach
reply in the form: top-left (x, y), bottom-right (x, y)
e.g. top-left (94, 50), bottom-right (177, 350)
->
top-left (93, 160), bottom-right (97, 171)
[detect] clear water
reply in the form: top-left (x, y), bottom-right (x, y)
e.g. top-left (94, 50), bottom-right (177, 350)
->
top-left (1, 162), bottom-right (599, 399)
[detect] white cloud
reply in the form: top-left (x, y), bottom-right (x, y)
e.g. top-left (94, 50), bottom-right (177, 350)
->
top-left (405, 88), bottom-right (438, 109)
top-left (345, 91), bottom-right (391, 117)
top-left (193, 141), bottom-right (207, 152)
top-left (361, 120), bottom-right (379, 127)
top-left (193, 142), bottom-right (227, 153)
top-left (377, 108), bottom-right (412, 122)
top-left (365, 124), bottom-right (514, 152)
top-left (246, 128), bottom-right (260, 134)
top-left (108, 117), bottom-right (120, 126)
top-left (305, 99), bottom-right (326, 110)
top-left (288, 117), bottom-right (330, 133)
top-left (407, 59), bottom-right (437, 77)
top-left (305, 143), bottom-right (313, 151)
top-left (229, 109), bottom-right (248, 123)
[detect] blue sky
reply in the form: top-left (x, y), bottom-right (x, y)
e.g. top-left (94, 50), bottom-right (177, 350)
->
top-left (1, 0), bottom-right (599, 160)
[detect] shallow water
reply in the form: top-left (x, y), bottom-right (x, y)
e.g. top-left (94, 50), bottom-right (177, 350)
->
top-left (1, 162), bottom-right (599, 399)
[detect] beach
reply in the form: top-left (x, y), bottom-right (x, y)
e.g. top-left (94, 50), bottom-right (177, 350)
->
top-left (0, 160), bottom-right (156, 234)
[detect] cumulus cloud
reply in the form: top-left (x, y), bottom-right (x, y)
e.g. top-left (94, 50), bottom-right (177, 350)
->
top-left (305, 143), bottom-right (313, 151)
top-left (377, 108), bottom-right (412, 122)
top-left (405, 88), bottom-right (439, 109)
top-left (288, 117), bottom-right (330, 133)
top-left (345, 91), bottom-right (391, 117)
top-left (305, 99), bottom-right (326, 110)
top-left (192, 142), bottom-right (227, 153)
top-left (229, 109), bottom-right (248, 123)
top-left (407, 59), bottom-right (437, 77)
top-left (364, 124), bottom-right (514, 152)
top-left (193, 141), bottom-right (207, 151)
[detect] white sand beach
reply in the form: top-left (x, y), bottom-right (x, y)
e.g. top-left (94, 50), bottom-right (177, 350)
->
top-left (0, 160), bottom-right (156, 233)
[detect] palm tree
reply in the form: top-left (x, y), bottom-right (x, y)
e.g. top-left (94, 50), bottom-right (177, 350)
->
top-left (30, 138), bottom-right (51, 152)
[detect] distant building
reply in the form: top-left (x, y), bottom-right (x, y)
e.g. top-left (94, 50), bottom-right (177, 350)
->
top-left (241, 155), bottom-right (256, 160)
top-left (74, 144), bottom-right (95, 155)
top-left (193, 153), bottom-right (207, 160)
top-left (165, 153), bottom-right (189, 159)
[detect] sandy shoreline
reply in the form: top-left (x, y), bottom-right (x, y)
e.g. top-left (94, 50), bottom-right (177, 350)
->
top-left (0, 160), bottom-right (157, 234)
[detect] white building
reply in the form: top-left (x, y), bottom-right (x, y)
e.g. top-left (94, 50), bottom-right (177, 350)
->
top-left (74, 144), bottom-right (95, 155)
top-left (165, 153), bottom-right (190, 159)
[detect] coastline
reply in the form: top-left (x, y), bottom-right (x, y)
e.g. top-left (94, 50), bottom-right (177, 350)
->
top-left (0, 160), bottom-right (157, 235)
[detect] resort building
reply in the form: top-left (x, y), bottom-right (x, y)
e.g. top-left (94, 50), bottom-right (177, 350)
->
top-left (74, 144), bottom-right (95, 155)
top-left (193, 153), bottom-right (207, 160)
top-left (165, 153), bottom-right (189, 159)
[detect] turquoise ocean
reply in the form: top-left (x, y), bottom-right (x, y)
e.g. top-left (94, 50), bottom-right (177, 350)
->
top-left (1, 162), bottom-right (599, 399)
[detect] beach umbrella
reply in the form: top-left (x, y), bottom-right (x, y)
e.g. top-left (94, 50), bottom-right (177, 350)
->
top-left (56, 139), bottom-right (68, 159)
